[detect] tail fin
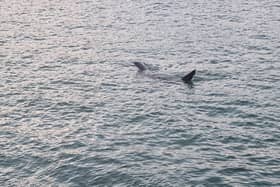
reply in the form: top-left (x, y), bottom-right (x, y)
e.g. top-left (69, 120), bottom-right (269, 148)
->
top-left (133, 62), bottom-right (147, 71)
top-left (182, 70), bottom-right (196, 83)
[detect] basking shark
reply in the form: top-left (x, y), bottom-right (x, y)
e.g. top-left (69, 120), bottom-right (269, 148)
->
top-left (133, 62), bottom-right (196, 83)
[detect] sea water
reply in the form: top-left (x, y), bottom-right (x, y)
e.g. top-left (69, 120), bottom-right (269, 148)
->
top-left (0, 0), bottom-right (280, 186)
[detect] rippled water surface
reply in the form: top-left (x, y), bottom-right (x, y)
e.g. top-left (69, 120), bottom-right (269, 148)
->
top-left (1, 0), bottom-right (280, 186)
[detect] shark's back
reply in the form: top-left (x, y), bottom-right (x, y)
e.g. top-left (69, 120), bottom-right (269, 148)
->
top-left (133, 62), bottom-right (196, 83)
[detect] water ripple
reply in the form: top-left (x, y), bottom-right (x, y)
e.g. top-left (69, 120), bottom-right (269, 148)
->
top-left (1, 0), bottom-right (280, 186)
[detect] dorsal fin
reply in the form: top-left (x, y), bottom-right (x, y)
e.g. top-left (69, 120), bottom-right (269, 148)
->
top-left (133, 62), bottom-right (147, 71)
top-left (182, 70), bottom-right (196, 83)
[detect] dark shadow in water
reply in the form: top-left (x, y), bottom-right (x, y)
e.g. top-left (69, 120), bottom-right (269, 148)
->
top-left (133, 62), bottom-right (196, 88)
top-left (185, 81), bottom-right (194, 89)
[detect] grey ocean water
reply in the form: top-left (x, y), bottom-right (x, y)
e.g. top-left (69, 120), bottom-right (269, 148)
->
top-left (1, 0), bottom-right (280, 186)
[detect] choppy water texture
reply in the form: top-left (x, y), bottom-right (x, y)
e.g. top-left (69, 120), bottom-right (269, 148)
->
top-left (1, 0), bottom-right (280, 186)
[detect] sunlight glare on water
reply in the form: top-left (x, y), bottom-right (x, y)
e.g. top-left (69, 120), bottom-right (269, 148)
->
top-left (0, 0), bottom-right (280, 186)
